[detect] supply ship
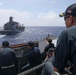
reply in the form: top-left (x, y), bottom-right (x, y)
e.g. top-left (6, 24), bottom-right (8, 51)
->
top-left (0, 17), bottom-right (25, 35)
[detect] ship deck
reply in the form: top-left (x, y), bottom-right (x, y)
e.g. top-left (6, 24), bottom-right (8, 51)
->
top-left (0, 39), bottom-right (57, 75)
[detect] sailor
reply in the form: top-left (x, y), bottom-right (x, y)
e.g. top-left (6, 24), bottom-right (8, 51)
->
top-left (0, 41), bottom-right (18, 75)
top-left (44, 48), bottom-right (55, 62)
top-left (28, 41), bottom-right (42, 75)
top-left (53, 3), bottom-right (76, 75)
top-left (28, 41), bottom-right (42, 68)
top-left (41, 48), bottom-right (55, 75)
top-left (44, 39), bottom-right (55, 60)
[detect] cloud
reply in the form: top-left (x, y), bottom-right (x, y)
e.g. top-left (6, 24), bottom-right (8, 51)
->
top-left (51, 1), bottom-right (56, 4)
top-left (0, 9), bottom-right (33, 26)
top-left (0, 2), bottom-right (3, 5)
top-left (36, 11), bottom-right (65, 26)
top-left (0, 9), bottom-right (65, 27)
top-left (0, 9), bottom-right (32, 18)
top-left (38, 11), bottom-right (57, 20)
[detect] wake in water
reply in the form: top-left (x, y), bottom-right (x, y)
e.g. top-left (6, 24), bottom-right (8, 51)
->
top-left (0, 26), bottom-right (65, 46)
top-left (0, 35), bottom-right (6, 38)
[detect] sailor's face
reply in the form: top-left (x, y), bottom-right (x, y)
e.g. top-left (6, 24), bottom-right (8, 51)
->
top-left (64, 15), bottom-right (74, 28)
top-left (64, 15), bottom-right (76, 28)
top-left (28, 45), bottom-right (30, 49)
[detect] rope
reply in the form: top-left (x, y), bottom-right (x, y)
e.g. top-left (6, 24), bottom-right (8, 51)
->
top-left (18, 63), bottom-right (45, 75)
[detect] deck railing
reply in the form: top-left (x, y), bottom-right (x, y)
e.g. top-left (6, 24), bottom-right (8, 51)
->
top-left (18, 63), bottom-right (45, 75)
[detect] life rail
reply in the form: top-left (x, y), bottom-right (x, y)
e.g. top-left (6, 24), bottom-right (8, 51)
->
top-left (18, 62), bottom-right (45, 75)
top-left (17, 62), bottom-right (72, 75)
top-left (0, 41), bottom-right (38, 48)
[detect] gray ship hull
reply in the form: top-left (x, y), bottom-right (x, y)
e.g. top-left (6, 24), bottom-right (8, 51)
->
top-left (0, 29), bottom-right (25, 35)
top-left (0, 17), bottom-right (25, 35)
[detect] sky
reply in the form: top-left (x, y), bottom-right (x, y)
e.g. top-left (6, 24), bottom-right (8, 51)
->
top-left (0, 0), bottom-right (76, 27)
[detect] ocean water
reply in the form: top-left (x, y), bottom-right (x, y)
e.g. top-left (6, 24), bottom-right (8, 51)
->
top-left (0, 26), bottom-right (65, 46)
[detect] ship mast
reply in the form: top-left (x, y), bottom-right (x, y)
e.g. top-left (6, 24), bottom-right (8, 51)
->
top-left (9, 17), bottom-right (13, 23)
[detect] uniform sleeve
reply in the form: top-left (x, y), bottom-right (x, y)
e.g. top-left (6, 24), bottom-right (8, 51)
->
top-left (44, 45), bottom-right (49, 53)
top-left (52, 43), bottom-right (55, 48)
top-left (12, 49), bottom-right (18, 73)
top-left (53, 30), bottom-right (70, 72)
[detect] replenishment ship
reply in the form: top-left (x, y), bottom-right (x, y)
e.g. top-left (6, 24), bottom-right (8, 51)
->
top-left (0, 17), bottom-right (25, 35)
